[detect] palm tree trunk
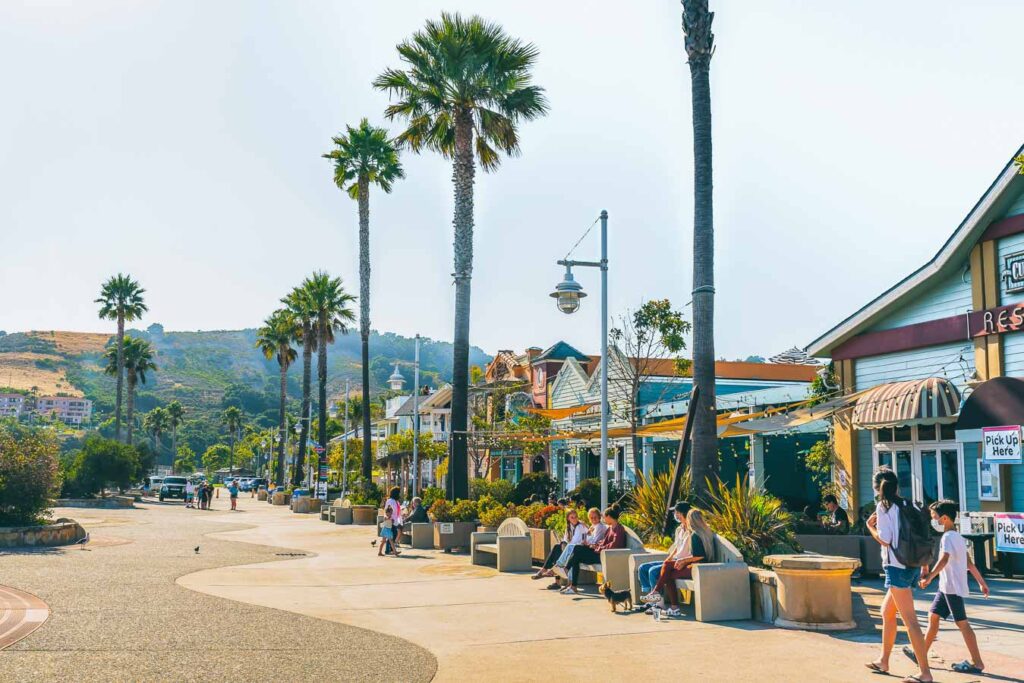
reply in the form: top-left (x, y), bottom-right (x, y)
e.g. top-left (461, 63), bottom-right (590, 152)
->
top-left (277, 361), bottom-right (287, 486)
top-left (126, 375), bottom-right (136, 447)
top-left (115, 313), bottom-right (125, 441)
top-left (448, 110), bottom-right (475, 501)
top-left (170, 426), bottom-right (177, 462)
top-left (295, 327), bottom-right (313, 486)
top-left (357, 174), bottom-right (373, 486)
top-left (683, 0), bottom-right (718, 504)
top-left (317, 319), bottom-right (329, 496)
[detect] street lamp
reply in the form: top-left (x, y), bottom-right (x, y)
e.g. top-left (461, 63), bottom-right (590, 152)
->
top-left (549, 209), bottom-right (609, 510)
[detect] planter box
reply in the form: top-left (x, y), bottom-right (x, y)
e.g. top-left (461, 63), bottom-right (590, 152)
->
top-left (292, 496), bottom-right (318, 514)
top-left (433, 521), bottom-right (477, 551)
top-left (0, 521), bottom-right (87, 548)
top-left (351, 505), bottom-right (377, 525)
top-left (749, 567), bottom-right (779, 624)
top-left (529, 527), bottom-right (555, 563)
top-left (333, 507), bottom-right (353, 525)
top-left (56, 496), bottom-right (134, 509)
top-left (257, 489), bottom-right (268, 501)
top-left (271, 491), bottom-right (291, 506)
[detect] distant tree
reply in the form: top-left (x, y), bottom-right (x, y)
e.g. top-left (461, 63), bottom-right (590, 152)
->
top-left (470, 365), bottom-right (485, 385)
top-left (95, 274), bottom-right (147, 442)
top-left (143, 406), bottom-right (169, 457)
top-left (202, 444), bottom-right (231, 474)
top-left (103, 336), bottom-right (156, 447)
top-left (282, 285), bottom-right (317, 486)
top-left (173, 446), bottom-right (196, 474)
top-left (68, 434), bottom-right (141, 497)
top-left (166, 401), bottom-right (185, 461)
top-left (221, 406), bottom-right (244, 477)
top-left (0, 422), bottom-right (60, 524)
top-left (256, 309), bottom-right (298, 487)
top-left (744, 355), bottom-right (765, 364)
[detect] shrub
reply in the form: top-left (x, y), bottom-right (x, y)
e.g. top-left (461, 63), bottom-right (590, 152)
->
top-left (480, 503), bottom-right (517, 528)
top-left (428, 498), bottom-right (453, 522)
top-left (0, 422), bottom-right (61, 525)
top-left (519, 502), bottom-right (558, 528)
top-left (420, 486), bottom-right (445, 510)
top-left (625, 470), bottom-right (676, 543)
top-left (512, 472), bottom-right (557, 505)
top-left (545, 506), bottom-right (587, 535)
top-left (568, 478), bottom-right (600, 508)
top-left (476, 494), bottom-right (502, 513)
top-left (470, 477), bottom-right (515, 504)
top-left (349, 481), bottom-right (382, 507)
top-left (469, 478), bottom-right (490, 499)
top-left (706, 475), bottom-right (799, 567)
top-left (450, 499), bottom-right (479, 523)
top-left (62, 435), bottom-right (141, 498)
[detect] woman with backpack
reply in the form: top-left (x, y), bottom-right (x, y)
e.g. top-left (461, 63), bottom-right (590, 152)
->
top-left (865, 468), bottom-right (932, 683)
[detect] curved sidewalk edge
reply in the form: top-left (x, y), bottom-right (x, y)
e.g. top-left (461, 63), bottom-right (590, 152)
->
top-left (0, 585), bottom-right (49, 650)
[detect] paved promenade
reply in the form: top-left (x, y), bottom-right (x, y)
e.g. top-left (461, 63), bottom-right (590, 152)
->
top-left (2, 496), bottom-right (1022, 682)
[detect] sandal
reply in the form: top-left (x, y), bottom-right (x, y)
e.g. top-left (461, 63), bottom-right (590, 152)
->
top-left (952, 661), bottom-right (983, 674)
top-left (641, 591), bottom-right (662, 604)
top-left (901, 645), bottom-right (917, 664)
top-left (901, 676), bottom-right (931, 683)
top-left (865, 662), bottom-right (888, 674)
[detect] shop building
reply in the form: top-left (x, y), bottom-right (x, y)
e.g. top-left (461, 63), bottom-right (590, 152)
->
top-left (808, 148), bottom-right (1024, 538)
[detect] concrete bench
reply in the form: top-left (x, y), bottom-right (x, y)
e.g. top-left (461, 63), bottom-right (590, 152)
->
top-left (410, 522), bottom-right (434, 549)
top-left (628, 533), bottom-right (752, 622)
top-left (471, 518), bottom-right (532, 572)
top-left (329, 499), bottom-right (353, 524)
top-left (575, 525), bottom-right (646, 592)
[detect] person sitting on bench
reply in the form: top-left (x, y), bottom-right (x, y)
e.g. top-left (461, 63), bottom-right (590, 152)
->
top-left (533, 507), bottom-right (588, 581)
top-left (636, 500), bottom-right (692, 612)
top-left (560, 505), bottom-right (626, 595)
top-left (642, 508), bottom-right (713, 616)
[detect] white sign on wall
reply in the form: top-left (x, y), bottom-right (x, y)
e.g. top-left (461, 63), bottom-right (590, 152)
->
top-left (994, 513), bottom-right (1024, 554)
top-left (439, 523), bottom-right (454, 535)
top-left (982, 425), bottom-right (1023, 463)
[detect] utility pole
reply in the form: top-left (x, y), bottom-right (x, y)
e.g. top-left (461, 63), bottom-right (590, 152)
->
top-left (342, 378), bottom-right (350, 495)
top-left (412, 333), bottom-right (420, 495)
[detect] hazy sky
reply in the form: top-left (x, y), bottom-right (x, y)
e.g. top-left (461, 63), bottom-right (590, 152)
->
top-left (2, 1), bottom-right (1023, 360)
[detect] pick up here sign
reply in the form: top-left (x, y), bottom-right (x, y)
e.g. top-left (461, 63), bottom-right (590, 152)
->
top-left (982, 425), bottom-right (1023, 464)
top-left (994, 513), bottom-right (1024, 554)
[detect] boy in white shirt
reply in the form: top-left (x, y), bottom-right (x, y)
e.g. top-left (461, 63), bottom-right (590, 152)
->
top-left (916, 499), bottom-right (989, 675)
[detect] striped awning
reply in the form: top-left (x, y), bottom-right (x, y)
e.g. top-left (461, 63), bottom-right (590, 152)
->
top-left (852, 378), bottom-right (961, 428)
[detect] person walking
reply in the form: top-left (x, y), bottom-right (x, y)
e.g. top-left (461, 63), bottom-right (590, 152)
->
top-left (912, 499), bottom-right (989, 675)
top-left (383, 487), bottom-right (402, 555)
top-left (228, 479), bottom-right (239, 511)
top-left (185, 480), bottom-right (195, 509)
top-left (865, 468), bottom-right (932, 683)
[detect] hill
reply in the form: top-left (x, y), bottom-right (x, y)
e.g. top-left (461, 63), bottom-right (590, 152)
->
top-left (0, 327), bottom-right (491, 456)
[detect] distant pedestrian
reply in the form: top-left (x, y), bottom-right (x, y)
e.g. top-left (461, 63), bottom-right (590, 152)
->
top-left (185, 480), bottom-right (195, 508)
top-left (228, 479), bottom-right (239, 511)
top-left (865, 468), bottom-right (932, 682)
top-left (913, 499), bottom-right (989, 675)
top-left (383, 487), bottom-right (402, 555)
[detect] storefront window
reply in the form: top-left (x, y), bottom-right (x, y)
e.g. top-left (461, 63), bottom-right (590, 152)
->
top-left (939, 423), bottom-right (957, 441)
top-left (894, 425), bottom-right (913, 442)
top-left (877, 451), bottom-right (894, 470)
top-left (920, 449), bottom-right (939, 506)
top-left (918, 425), bottom-right (937, 442)
top-left (896, 451), bottom-right (913, 493)
top-left (876, 428), bottom-right (894, 443)
top-left (940, 449), bottom-right (960, 505)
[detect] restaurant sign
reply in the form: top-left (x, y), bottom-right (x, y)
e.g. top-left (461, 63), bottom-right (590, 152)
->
top-left (994, 513), bottom-right (1024, 554)
top-left (970, 302), bottom-right (1024, 338)
top-left (1003, 251), bottom-right (1024, 294)
top-left (982, 425), bottom-right (1023, 464)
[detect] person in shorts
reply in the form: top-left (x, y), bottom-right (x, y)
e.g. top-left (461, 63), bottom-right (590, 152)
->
top-left (914, 499), bottom-right (989, 675)
top-left (228, 479), bottom-right (239, 511)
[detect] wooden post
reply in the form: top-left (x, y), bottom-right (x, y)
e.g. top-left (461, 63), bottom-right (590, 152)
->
top-left (664, 385), bottom-right (700, 535)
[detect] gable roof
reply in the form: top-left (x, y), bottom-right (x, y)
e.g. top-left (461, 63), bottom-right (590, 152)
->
top-left (533, 340), bottom-right (590, 363)
top-left (807, 146), bottom-right (1024, 357)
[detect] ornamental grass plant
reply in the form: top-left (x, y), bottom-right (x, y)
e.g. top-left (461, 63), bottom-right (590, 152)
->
top-left (705, 475), bottom-right (798, 567)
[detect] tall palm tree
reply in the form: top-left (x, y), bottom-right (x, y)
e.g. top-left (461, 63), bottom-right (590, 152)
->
top-left (282, 286), bottom-right (317, 486)
top-left (374, 13), bottom-right (548, 499)
top-left (323, 118), bottom-right (405, 488)
top-left (144, 407), bottom-right (169, 458)
top-left (104, 336), bottom-right (156, 446)
top-left (256, 309), bottom-right (298, 486)
top-left (301, 272), bottom-right (355, 495)
top-left (95, 274), bottom-right (148, 442)
top-left (681, 0), bottom-right (718, 503)
top-left (222, 406), bottom-right (244, 477)
top-left (166, 400), bottom-right (185, 459)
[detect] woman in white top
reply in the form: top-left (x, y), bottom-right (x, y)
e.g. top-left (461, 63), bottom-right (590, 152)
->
top-left (533, 508), bottom-right (587, 580)
top-left (866, 468), bottom-right (932, 683)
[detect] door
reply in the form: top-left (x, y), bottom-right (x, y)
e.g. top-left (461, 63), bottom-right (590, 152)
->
top-left (914, 446), bottom-right (963, 509)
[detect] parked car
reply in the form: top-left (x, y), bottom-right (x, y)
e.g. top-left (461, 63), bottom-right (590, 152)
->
top-left (249, 477), bottom-right (268, 491)
top-left (144, 476), bottom-right (164, 495)
top-left (159, 476), bottom-right (188, 501)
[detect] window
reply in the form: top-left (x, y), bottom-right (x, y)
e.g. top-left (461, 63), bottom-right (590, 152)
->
top-left (871, 426), bottom-right (965, 510)
top-left (894, 425), bottom-right (913, 442)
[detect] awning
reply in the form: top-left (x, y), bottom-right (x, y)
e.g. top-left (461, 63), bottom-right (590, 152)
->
top-left (852, 377), bottom-right (960, 428)
top-left (954, 376), bottom-right (1024, 442)
top-left (719, 391), bottom-right (866, 437)
top-left (526, 403), bottom-right (598, 419)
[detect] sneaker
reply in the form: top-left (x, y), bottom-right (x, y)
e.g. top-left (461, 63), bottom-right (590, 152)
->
top-left (641, 591), bottom-right (662, 604)
top-left (665, 607), bottom-right (682, 618)
top-left (546, 582), bottom-right (562, 590)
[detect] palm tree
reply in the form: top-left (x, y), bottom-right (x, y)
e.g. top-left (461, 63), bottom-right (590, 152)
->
top-left (374, 13), bottom-right (548, 499)
top-left (681, 0), bottom-right (718, 503)
top-left (166, 400), bottom-right (185, 460)
top-left (144, 407), bottom-right (169, 458)
top-left (323, 119), bottom-right (405, 488)
top-left (256, 309), bottom-right (298, 486)
top-left (301, 272), bottom-right (355, 495)
top-left (104, 336), bottom-right (156, 446)
top-left (95, 274), bottom-right (148, 442)
top-left (222, 406), bottom-right (244, 478)
top-left (282, 286), bottom-right (317, 487)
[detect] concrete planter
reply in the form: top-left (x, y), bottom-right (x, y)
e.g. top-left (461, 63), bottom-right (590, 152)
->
top-left (749, 567), bottom-right (780, 624)
top-left (351, 505), bottom-right (377, 525)
top-left (56, 496), bottom-right (134, 509)
top-left (529, 527), bottom-right (555, 563)
top-left (333, 508), bottom-right (353, 525)
top-left (271, 491), bottom-right (291, 506)
top-left (257, 488), bottom-right (268, 501)
top-left (0, 520), bottom-right (87, 548)
top-left (291, 496), bottom-right (318, 514)
top-left (763, 554), bottom-right (860, 631)
top-left (433, 521), bottom-right (476, 551)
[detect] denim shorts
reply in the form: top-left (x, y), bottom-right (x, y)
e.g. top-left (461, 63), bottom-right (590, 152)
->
top-left (883, 565), bottom-right (921, 590)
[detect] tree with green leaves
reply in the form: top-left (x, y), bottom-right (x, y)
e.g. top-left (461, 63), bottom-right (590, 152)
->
top-left (300, 272), bottom-right (356, 494)
top-left (104, 336), bottom-right (156, 447)
top-left (609, 298), bottom-right (690, 483)
top-left (202, 443), bottom-right (231, 475)
top-left (143, 406), bottom-right (169, 459)
top-left (282, 286), bottom-right (316, 486)
top-left (375, 13), bottom-right (548, 500)
top-left (256, 309), bottom-right (298, 485)
top-left (324, 118), bottom-right (405, 490)
top-left (95, 274), bottom-right (147, 442)
top-left (681, 0), bottom-right (718, 503)
top-left (221, 406), bottom-right (243, 477)
top-left (166, 400), bottom-right (185, 463)
top-left (173, 446), bottom-right (196, 474)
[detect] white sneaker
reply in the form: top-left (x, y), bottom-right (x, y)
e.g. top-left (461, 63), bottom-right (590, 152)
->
top-left (665, 607), bottom-right (682, 618)
top-left (641, 591), bottom-right (662, 604)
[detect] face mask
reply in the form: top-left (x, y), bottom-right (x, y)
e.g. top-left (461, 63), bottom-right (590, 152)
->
top-left (931, 520), bottom-right (945, 533)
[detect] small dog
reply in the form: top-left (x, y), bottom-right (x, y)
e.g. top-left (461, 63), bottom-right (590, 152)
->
top-left (598, 581), bottom-right (633, 613)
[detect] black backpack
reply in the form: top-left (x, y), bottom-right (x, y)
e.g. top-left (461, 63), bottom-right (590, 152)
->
top-left (891, 499), bottom-right (933, 568)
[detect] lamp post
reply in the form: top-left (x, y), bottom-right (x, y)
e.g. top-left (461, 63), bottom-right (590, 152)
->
top-left (412, 333), bottom-right (420, 496)
top-left (550, 210), bottom-right (609, 510)
top-left (342, 378), bottom-right (350, 495)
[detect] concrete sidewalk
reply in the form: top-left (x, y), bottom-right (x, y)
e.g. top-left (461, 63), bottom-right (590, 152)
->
top-left (178, 499), bottom-right (1024, 683)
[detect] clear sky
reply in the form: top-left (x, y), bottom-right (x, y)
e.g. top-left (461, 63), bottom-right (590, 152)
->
top-left (2, 1), bottom-right (1022, 360)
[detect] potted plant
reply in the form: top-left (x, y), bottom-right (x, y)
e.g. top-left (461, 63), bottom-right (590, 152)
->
top-left (349, 484), bottom-right (382, 525)
top-left (475, 495), bottom-right (504, 532)
top-left (479, 503), bottom-right (516, 533)
top-left (431, 499), bottom-right (478, 551)
top-left (520, 503), bottom-right (559, 562)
